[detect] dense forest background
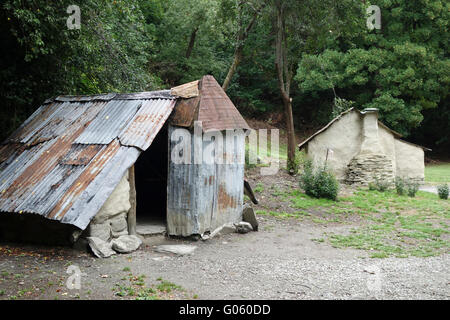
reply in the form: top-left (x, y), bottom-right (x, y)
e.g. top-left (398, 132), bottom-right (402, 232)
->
top-left (0, 0), bottom-right (448, 156)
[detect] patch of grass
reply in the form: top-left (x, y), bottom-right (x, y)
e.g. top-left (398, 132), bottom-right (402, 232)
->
top-left (289, 189), bottom-right (338, 209)
top-left (327, 190), bottom-right (450, 258)
top-left (122, 267), bottom-right (131, 272)
top-left (156, 279), bottom-right (183, 293)
top-left (266, 186), bottom-right (449, 258)
top-left (254, 178), bottom-right (449, 258)
top-left (136, 288), bottom-right (159, 300)
top-left (114, 274), bottom-right (186, 300)
top-left (425, 163), bottom-right (450, 183)
top-left (254, 183), bottom-right (264, 193)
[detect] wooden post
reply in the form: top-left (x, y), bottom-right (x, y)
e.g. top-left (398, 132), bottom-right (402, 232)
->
top-left (128, 165), bottom-right (137, 235)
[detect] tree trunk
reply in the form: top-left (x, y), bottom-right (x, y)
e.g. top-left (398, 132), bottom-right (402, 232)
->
top-left (222, 51), bottom-right (242, 91)
top-left (222, 2), bottom-right (265, 91)
top-left (185, 27), bottom-right (198, 59)
top-left (274, 1), bottom-right (297, 174)
top-left (284, 97), bottom-right (297, 173)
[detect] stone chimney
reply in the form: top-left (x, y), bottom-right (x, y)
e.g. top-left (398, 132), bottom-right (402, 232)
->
top-left (360, 108), bottom-right (382, 154)
top-left (345, 108), bottom-right (395, 186)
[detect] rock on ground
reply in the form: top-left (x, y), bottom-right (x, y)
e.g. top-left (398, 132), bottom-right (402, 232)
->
top-left (111, 235), bottom-right (142, 253)
top-left (234, 221), bottom-right (253, 234)
top-left (242, 205), bottom-right (259, 231)
top-left (86, 237), bottom-right (116, 258)
top-left (155, 244), bottom-right (197, 255)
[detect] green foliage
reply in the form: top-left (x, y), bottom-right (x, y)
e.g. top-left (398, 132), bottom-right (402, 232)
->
top-left (425, 163), bottom-right (450, 183)
top-left (375, 178), bottom-right (390, 192)
top-left (299, 159), bottom-right (315, 196)
top-left (295, 0), bottom-right (450, 137)
top-left (368, 178), bottom-right (390, 192)
top-left (406, 180), bottom-right (419, 198)
top-left (331, 97), bottom-right (354, 119)
top-left (148, 0), bottom-right (230, 86)
top-left (299, 159), bottom-right (339, 201)
top-left (395, 177), bottom-right (406, 196)
top-left (0, 0), bottom-right (158, 141)
top-left (287, 153), bottom-right (300, 175)
top-left (437, 184), bottom-right (449, 200)
top-left (0, 0), bottom-right (448, 158)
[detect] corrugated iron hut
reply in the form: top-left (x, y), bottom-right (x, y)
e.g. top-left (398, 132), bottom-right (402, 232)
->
top-left (0, 75), bottom-right (251, 246)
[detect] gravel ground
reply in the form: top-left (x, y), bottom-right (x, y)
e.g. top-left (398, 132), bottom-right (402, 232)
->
top-left (419, 185), bottom-right (438, 194)
top-left (0, 215), bottom-right (448, 300)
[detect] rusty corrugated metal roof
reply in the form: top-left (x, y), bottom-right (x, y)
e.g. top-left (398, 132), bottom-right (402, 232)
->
top-left (0, 93), bottom-right (175, 230)
top-left (170, 75), bottom-right (250, 131)
top-left (198, 75), bottom-right (250, 132)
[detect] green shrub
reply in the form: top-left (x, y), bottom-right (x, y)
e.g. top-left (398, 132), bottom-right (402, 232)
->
top-left (374, 178), bottom-right (390, 192)
top-left (405, 180), bottom-right (419, 197)
top-left (287, 151), bottom-right (303, 175)
top-left (314, 167), bottom-right (339, 200)
top-left (395, 177), bottom-right (405, 195)
top-left (437, 184), bottom-right (449, 200)
top-left (368, 178), bottom-right (390, 192)
top-left (300, 159), bottom-right (315, 195)
top-left (299, 159), bottom-right (339, 201)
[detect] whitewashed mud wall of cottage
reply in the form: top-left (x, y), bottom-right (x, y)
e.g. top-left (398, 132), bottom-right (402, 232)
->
top-left (85, 172), bottom-right (131, 241)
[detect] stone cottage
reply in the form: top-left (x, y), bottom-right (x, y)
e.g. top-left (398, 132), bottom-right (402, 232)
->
top-left (0, 75), bottom-right (254, 255)
top-left (298, 108), bottom-right (430, 186)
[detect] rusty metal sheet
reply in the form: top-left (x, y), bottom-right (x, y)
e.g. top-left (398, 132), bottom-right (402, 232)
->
top-left (0, 101), bottom-right (108, 218)
top-left (119, 99), bottom-right (176, 150)
top-left (0, 143), bottom-right (24, 165)
top-left (0, 125), bottom-right (88, 213)
top-left (60, 144), bottom-right (140, 229)
top-left (74, 100), bottom-right (142, 145)
top-left (169, 96), bottom-right (200, 128)
top-left (0, 142), bottom-right (52, 198)
top-left (23, 102), bottom-right (92, 144)
top-left (198, 75), bottom-right (250, 132)
top-left (48, 139), bottom-right (121, 221)
top-left (166, 125), bottom-right (245, 236)
top-left (114, 90), bottom-right (173, 100)
top-left (55, 93), bottom-right (117, 102)
top-left (14, 161), bottom-right (89, 216)
top-left (59, 144), bottom-right (104, 166)
top-left (5, 102), bottom-right (57, 144)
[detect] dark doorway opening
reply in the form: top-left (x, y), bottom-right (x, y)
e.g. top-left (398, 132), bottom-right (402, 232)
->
top-left (134, 125), bottom-right (168, 236)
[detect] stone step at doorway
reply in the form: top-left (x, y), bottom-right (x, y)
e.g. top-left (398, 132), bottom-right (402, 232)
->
top-left (136, 217), bottom-right (166, 237)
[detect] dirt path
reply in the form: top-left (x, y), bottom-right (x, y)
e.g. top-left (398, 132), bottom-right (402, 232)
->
top-left (419, 185), bottom-right (438, 194)
top-left (1, 216), bottom-right (448, 300)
